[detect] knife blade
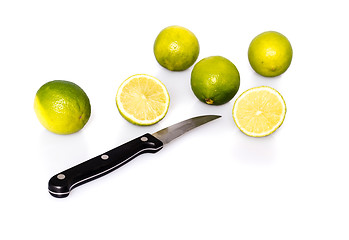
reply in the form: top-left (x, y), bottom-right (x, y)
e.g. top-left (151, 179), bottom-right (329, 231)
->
top-left (48, 115), bottom-right (221, 198)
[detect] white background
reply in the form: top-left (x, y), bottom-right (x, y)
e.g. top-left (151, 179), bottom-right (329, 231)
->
top-left (1, 0), bottom-right (348, 239)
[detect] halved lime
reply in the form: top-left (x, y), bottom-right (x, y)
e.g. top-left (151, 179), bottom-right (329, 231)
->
top-left (116, 74), bottom-right (170, 125)
top-left (233, 86), bottom-right (286, 137)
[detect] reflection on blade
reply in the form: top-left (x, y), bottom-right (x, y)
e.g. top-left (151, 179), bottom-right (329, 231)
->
top-left (152, 115), bottom-right (221, 145)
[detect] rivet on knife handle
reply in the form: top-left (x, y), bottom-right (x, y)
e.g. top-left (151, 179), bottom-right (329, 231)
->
top-left (48, 133), bottom-right (163, 198)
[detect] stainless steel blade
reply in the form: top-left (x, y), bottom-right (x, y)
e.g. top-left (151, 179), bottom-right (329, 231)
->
top-left (152, 115), bottom-right (221, 145)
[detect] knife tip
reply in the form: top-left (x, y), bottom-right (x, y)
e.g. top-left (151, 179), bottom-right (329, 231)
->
top-left (202, 114), bottom-right (222, 122)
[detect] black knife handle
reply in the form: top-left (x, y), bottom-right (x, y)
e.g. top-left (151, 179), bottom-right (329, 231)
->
top-left (48, 133), bottom-right (163, 198)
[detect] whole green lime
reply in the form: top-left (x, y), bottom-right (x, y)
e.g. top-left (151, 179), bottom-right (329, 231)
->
top-left (34, 80), bottom-right (91, 134)
top-left (248, 31), bottom-right (293, 77)
top-left (191, 56), bottom-right (240, 105)
top-left (154, 25), bottom-right (200, 71)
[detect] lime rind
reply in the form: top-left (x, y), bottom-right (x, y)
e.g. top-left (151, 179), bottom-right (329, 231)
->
top-left (248, 31), bottom-right (293, 77)
top-left (34, 80), bottom-right (91, 135)
top-left (154, 25), bottom-right (200, 71)
top-left (191, 56), bottom-right (240, 105)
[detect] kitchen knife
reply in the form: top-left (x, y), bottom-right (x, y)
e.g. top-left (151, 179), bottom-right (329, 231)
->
top-left (48, 115), bottom-right (221, 198)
